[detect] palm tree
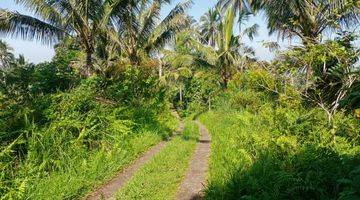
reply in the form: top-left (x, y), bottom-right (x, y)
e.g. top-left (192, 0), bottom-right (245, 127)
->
top-left (251, 0), bottom-right (360, 44)
top-left (199, 8), bottom-right (221, 47)
top-left (217, 8), bottom-right (237, 87)
top-left (0, 0), bottom-right (133, 72)
top-left (164, 29), bottom-right (217, 67)
top-left (217, 0), bottom-right (254, 29)
top-left (0, 40), bottom-right (15, 69)
top-left (196, 6), bottom-right (259, 87)
top-left (215, 8), bottom-right (258, 87)
top-left (163, 29), bottom-right (217, 104)
top-left (107, 0), bottom-right (193, 65)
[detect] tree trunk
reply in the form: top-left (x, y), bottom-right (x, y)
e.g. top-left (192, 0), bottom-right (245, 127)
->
top-left (179, 86), bottom-right (183, 102)
top-left (305, 66), bottom-right (313, 88)
top-left (208, 96), bottom-right (211, 111)
top-left (85, 50), bottom-right (93, 77)
top-left (129, 50), bottom-right (140, 66)
top-left (223, 78), bottom-right (228, 89)
top-left (222, 69), bottom-right (229, 89)
top-left (159, 63), bottom-right (163, 78)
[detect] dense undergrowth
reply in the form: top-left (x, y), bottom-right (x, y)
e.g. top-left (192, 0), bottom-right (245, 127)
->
top-left (0, 55), bottom-right (177, 199)
top-left (0, 0), bottom-right (359, 199)
top-left (199, 69), bottom-right (360, 200)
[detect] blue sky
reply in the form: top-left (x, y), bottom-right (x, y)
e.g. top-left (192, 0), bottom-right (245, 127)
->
top-left (0, 0), bottom-right (293, 63)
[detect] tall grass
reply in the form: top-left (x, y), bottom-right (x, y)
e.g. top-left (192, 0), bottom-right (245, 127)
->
top-left (200, 105), bottom-right (360, 199)
top-left (195, 67), bottom-right (360, 199)
top-left (0, 75), bottom-right (178, 199)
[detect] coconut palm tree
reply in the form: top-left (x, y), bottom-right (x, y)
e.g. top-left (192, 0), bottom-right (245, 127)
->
top-left (216, 0), bottom-right (254, 30)
top-left (215, 7), bottom-right (258, 87)
top-left (195, 6), bottom-right (259, 87)
top-left (199, 8), bottom-right (221, 47)
top-left (217, 0), bottom-right (253, 13)
top-left (107, 0), bottom-right (193, 65)
top-left (0, 0), bottom-right (134, 72)
top-left (217, 7), bottom-right (237, 87)
top-left (164, 29), bottom-right (217, 68)
top-left (251, 0), bottom-right (360, 44)
top-left (0, 40), bottom-right (15, 69)
top-left (163, 28), bottom-right (217, 104)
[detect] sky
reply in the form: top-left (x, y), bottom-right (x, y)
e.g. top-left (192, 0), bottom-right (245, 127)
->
top-left (0, 0), bottom-right (294, 64)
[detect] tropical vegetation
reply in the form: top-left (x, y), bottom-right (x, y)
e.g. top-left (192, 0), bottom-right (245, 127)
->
top-left (0, 0), bottom-right (359, 199)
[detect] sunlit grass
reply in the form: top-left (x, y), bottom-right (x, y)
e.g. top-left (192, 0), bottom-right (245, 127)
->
top-left (116, 120), bottom-right (199, 200)
top-left (26, 111), bottom-right (179, 200)
top-left (200, 108), bottom-right (360, 199)
top-left (27, 132), bottom-right (159, 199)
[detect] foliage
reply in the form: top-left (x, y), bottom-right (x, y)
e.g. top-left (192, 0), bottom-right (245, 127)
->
top-left (251, 0), bottom-right (360, 43)
top-left (200, 73), bottom-right (360, 199)
top-left (217, 0), bottom-right (254, 27)
top-left (0, 40), bottom-right (15, 69)
top-left (164, 4), bottom-right (260, 110)
top-left (0, 0), bottom-right (193, 72)
top-left (230, 67), bottom-right (302, 108)
top-left (274, 32), bottom-right (359, 123)
top-left (107, 0), bottom-right (193, 65)
top-left (163, 29), bottom-right (219, 112)
top-left (1, 0), bottom-right (359, 199)
top-left (104, 64), bottom-right (167, 110)
top-left (341, 79), bottom-right (360, 112)
top-left (199, 8), bottom-right (221, 47)
top-left (0, 56), bottom-right (176, 199)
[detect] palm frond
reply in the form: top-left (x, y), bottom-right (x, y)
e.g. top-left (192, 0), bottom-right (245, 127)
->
top-left (243, 23), bottom-right (259, 40)
top-left (262, 41), bottom-right (280, 52)
top-left (138, 0), bottom-right (161, 46)
top-left (146, 0), bottom-right (193, 53)
top-left (0, 9), bottom-right (64, 44)
top-left (14, 0), bottom-right (63, 26)
top-left (256, 0), bottom-right (359, 42)
top-left (224, 7), bottom-right (235, 51)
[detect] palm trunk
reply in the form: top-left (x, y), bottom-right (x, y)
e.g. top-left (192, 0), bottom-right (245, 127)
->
top-left (179, 86), bottom-right (183, 102)
top-left (159, 63), bottom-right (163, 78)
top-left (129, 50), bottom-right (139, 66)
top-left (86, 51), bottom-right (92, 68)
top-left (221, 68), bottom-right (229, 89)
top-left (85, 49), bottom-right (93, 77)
top-left (305, 66), bottom-right (313, 88)
top-left (208, 96), bottom-right (211, 111)
top-left (223, 78), bottom-right (228, 89)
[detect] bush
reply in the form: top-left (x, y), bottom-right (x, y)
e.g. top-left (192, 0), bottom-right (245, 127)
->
top-left (0, 60), bottom-right (176, 199)
top-left (229, 69), bottom-right (302, 109)
top-left (201, 105), bottom-right (360, 200)
top-left (230, 90), bottom-right (265, 112)
top-left (200, 68), bottom-right (360, 199)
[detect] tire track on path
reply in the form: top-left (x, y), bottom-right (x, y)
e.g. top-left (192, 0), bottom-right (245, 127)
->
top-left (176, 120), bottom-right (211, 200)
top-left (85, 111), bottom-right (183, 200)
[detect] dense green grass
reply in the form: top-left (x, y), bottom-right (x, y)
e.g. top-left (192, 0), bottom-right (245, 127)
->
top-left (28, 132), bottom-right (159, 199)
top-left (0, 71), bottom-right (179, 200)
top-left (199, 111), bottom-right (257, 199)
top-left (24, 113), bottom-right (179, 200)
top-left (116, 120), bottom-right (199, 200)
top-left (200, 109), bottom-right (360, 200)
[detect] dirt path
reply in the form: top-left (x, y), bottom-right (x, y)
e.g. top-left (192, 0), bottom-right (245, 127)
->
top-left (85, 111), bottom-right (183, 200)
top-left (176, 121), bottom-right (211, 200)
